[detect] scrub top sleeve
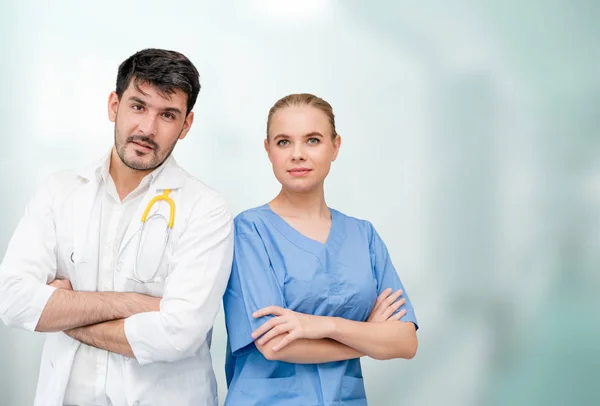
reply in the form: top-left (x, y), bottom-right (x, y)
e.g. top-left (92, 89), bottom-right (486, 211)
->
top-left (369, 224), bottom-right (419, 330)
top-left (223, 231), bottom-right (286, 355)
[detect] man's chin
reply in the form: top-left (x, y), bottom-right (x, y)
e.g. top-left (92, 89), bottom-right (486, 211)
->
top-left (122, 157), bottom-right (158, 172)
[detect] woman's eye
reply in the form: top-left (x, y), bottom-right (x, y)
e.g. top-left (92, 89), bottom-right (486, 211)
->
top-left (277, 139), bottom-right (289, 146)
top-left (308, 138), bottom-right (320, 144)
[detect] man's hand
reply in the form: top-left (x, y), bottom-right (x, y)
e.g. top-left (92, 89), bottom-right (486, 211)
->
top-left (49, 279), bottom-right (73, 291)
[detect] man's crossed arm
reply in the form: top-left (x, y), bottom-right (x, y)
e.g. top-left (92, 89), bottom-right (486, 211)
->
top-left (37, 279), bottom-right (160, 358)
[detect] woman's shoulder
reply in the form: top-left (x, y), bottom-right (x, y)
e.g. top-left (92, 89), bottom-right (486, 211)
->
top-left (233, 204), bottom-right (271, 235)
top-left (333, 210), bottom-right (390, 251)
top-left (331, 208), bottom-right (376, 235)
top-left (329, 207), bottom-right (373, 231)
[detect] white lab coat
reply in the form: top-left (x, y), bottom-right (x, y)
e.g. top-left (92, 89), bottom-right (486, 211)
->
top-left (0, 155), bottom-right (234, 406)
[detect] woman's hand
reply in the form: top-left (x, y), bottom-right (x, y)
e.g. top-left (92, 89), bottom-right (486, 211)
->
top-left (367, 288), bottom-right (406, 322)
top-left (252, 288), bottom-right (408, 352)
top-left (251, 306), bottom-right (334, 352)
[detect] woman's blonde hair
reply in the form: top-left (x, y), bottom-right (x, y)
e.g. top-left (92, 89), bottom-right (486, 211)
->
top-left (267, 93), bottom-right (337, 139)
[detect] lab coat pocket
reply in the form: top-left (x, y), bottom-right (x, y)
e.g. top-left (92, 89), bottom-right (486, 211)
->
top-left (72, 261), bottom-right (97, 292)
top-left (236, 377), bottom-right (301, 404)
top-left (35, 332), bottom-right (80, 406)
top-left (116, 257), bottom-right (169, 297)
top-left (341, 376), bottom-right (367, 401)
top-left (55, 248), bottom-right (74, 282)
top-left (115, 226), bottom-right (172, 295)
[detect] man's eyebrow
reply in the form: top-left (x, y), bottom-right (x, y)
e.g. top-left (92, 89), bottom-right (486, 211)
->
top-left (127, 97), bottom-right (182, 115)
top-left (128, 96), bottom-right (147, 105)
top-left (163, 107), bottom-right (183, 115)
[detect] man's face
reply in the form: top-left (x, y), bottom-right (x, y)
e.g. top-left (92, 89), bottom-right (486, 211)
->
top-left (108, 80), bottom-right (194, 171)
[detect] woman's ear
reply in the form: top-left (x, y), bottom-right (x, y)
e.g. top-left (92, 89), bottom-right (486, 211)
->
top-left (331, 134), bottom-right (342, 162)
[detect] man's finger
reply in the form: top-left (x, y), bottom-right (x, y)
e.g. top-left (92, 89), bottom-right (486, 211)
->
top-left (49, 279), bottom-right (72, 290)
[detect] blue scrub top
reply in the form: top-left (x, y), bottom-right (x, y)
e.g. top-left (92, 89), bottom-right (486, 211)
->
top-left (223, 204), bottom-right (418, 406)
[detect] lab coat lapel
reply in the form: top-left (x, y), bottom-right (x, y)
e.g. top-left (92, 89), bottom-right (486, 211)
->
top-left (119, 156), bottom-right (184, 255)
top-left (71, 180), bottom-right (100, 263)
top-left (71, 163), bottom-right (102, 291)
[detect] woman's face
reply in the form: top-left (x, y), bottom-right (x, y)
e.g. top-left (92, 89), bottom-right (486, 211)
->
top-left (265, 105), bottom-right (341, 194)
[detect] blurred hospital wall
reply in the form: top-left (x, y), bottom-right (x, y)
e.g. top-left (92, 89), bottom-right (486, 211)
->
top-left (0, 1), bottom-right (598, 405)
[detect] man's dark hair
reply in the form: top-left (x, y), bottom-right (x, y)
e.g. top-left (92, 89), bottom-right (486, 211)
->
top-left (116, 48), bottom-right (201, 115)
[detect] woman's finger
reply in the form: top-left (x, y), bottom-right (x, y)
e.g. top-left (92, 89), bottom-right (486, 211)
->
top-left (251, 316), bottom-right (287, 339)
top-left (371, 288), bottom-right (393, 314)
top-left (272, 331), bottom-right (298, 352)
top-left (381, 300), bottom-right (401, 320)
top-left (253, 306), bottom-right (286, 319)
top-left (380, 290), bottom-right (403, 310)
top-left (381, 298), bottom-right (406, 320)
top-left (257, 323), bottom-right (291, 345)
top-left (391, 308), bottom-right (407, 321)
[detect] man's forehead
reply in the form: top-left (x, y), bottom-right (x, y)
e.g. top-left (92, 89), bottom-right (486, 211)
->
top-left (125, 81), bottom-right (186, 108)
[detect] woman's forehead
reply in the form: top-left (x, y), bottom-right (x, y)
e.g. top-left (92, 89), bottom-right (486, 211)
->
top-left (270, 105), bottom-right (331, 134)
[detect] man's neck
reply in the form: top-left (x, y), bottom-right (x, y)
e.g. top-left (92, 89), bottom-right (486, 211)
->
top-left (108, 148), bottom-right (152, 201)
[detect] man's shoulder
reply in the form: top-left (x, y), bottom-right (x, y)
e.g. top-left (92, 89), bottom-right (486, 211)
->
top-left (43, 169), bottom-right (88, 196)
top-left (177, 168), bottom-right (223, 200)
top-left (23, 169), bottom-right (89, 212)
top-left (46, 168), bottom-right (85, 184)
top-left (174, 167), bottom-right (231, 216)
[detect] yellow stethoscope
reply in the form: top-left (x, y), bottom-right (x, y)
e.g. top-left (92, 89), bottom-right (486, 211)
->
top-left (132, 189), bottom-right (175, 283)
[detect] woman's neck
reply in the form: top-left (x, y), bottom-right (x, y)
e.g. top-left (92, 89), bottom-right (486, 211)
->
top-left (269, 186), bottom-right (330, 220)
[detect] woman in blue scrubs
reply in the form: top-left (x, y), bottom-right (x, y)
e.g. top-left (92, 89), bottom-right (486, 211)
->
top-left (223, 93), bottom-right (418, 405)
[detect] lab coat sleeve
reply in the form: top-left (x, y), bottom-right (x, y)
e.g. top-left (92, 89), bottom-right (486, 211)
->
top-left (0, 178), bottom-right (58, 331)
top-left (222, 217), bottom-right (286, 356)
top-left (369, 223), bottom-right (419, 330)
top-left (124, 194), bottom-right (234, 365)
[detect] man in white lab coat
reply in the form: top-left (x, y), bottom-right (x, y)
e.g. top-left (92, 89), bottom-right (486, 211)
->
top-left (0, 48), bottom-right (234, 406)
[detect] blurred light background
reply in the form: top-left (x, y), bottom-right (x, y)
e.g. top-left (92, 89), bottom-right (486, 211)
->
top-left (0, 0), bottom-right (598, 405)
